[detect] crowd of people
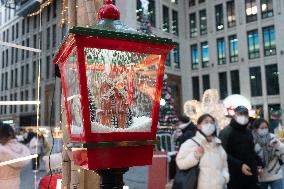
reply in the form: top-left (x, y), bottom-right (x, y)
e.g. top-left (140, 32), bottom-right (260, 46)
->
top-left (0, 122), bottom-right (50, 189)
top-left (174, 106), bottom-right (284, 189)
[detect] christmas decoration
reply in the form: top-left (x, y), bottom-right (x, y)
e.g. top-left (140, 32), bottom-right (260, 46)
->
top-left (184, 89), bottom-right (230, 129)
top-left (159, 74), bottom-right (179, 128)
top-left (53, 0), bottom-right (176, 170)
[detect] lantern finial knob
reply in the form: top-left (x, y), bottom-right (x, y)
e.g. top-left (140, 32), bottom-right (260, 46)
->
top-left (98, 0), bottom-right (120, 20)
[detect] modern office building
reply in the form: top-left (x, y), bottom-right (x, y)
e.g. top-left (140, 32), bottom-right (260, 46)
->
top-left (117, 0), bottom-right (284, 120)
top-left (1, 0), bottom-right (284, 126)
top-left (0, 0), bottom-right (64, 127)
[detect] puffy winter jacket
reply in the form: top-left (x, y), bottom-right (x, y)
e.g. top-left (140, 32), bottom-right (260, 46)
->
top-left (176, 131), bottom-right (229, 189)
top-left (0, 139), bottom-right (31, 189)
top-left (219, 119), bottom-right (261, 189)
top-left (254, 133), bottom-right (284, 182)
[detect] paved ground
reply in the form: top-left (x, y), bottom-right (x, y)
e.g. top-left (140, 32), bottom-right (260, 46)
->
top-left (20, 162), bottom-right (148, 189)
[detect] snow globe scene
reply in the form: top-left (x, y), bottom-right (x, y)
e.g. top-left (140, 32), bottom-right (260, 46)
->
top-left (83, 48), bottom-right (161, 133)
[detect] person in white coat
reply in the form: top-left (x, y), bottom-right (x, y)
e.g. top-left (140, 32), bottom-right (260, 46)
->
top-left (0, 122), bottom-right (31, 189)
top-left (176, 114), bottom-right (229, 189)
top-left (252, 118), bottom-right (284, 189)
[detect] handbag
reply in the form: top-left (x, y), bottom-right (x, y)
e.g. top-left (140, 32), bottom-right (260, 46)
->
top-left (172, 139), bottom-right (200, 189)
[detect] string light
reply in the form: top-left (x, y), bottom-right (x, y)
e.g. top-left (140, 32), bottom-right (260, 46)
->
top-left (27, 0), bottom-right (53, 17)
top-left (0, 154), bottom-right (38, 167)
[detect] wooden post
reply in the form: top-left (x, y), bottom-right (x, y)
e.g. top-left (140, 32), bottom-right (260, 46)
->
top-left (61, 1), bottom-right (104, 188)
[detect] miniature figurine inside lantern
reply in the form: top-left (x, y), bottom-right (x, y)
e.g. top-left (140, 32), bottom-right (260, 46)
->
top-left (54, 0), bottom-right (176, 169)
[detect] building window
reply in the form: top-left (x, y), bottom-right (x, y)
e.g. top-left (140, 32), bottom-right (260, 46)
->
top-left (25, 90), bottom-right (29, 111)
top-left (9, 96), bottom-right (13, 115)
top-left (250, 67), bottom-right (262, 96)
top-left (21, 66), bottom-right (24, 86)
top-left (20, 91), bottom-right (23, 112)
top-left (4, 96), bottom-right (7, 114)
top-left (33, 16), bottom-right (37, 28)
top-left (32, 89), bottom-right (36, 110)
top-left (33, 61), bottom-right (36, 82)
top-left (229, 35), bottom-right (238, 63)
top-left (5, 49), bottom-right (8, 67)
top-left (47, 6), bottom-right (51, 22)
top-left (215, 4), bottom-right (224, 31)
top-left (33, 34), bottom-right (37, 55)
top-left (173, 44), bottom-right (180, 69)
top-left (16, 23), bottom-right (19, 39)
top-left (46, 27), bottom-right (50, 50)
top-left (172, 10), bottom-right (179, 36)
top-left (22, 19), bottom-right (25, 35)
top-left (192, 76), bottom-right (200, 100)
top-left (136, 0), bottom-right (156, 27)
top-left (12, 25), bottom-right (15, 40)
top-left (15, 68), bottom-right (18, 87)
top-left (199, 10), bottom-right (207, 35)
top-left (26, 64), bottom-right (29, 84)
top-left (217, 38), bottom-right (226, 65)
top-left (162, 6), bottom-right (169, 32)
top-left (189, 0), bottom-right (195, 7)
top-left (230, 70), bottom-right (240, 94)
top-left (247, 30), bottom-right (260, 59)
top-left (202, 74), bottom-right (210, 92)
top-left (201, 41), bottom-right (209, 68)
top-left (14, 93), bottom-right (17, 113)
top-left (21, 41), bottom-right (25, 60)
top-left (11, 70), bottom-right (14, 89)
top-left (199, 0), bottom-right (205, 3)
top-left (52, 24), bottom-right (57, 48)
top-left (52, 1), bottom-right (57, 18)
top-left (15, 48), bottom-right (18, 63)
top-left (219, 72), bottom-right (228, 99)
top-left (189, 13), bottom-right (197, 38)
top-left (26, 38), bottom-right (30, 58)
top-left (261, 0), bottom-right (273, 18)
top-left (227, 1), bottom-right (236, 28)
top-left (27, 17), bottom-right (30, 33)
top-left (11, 48), bottom-right (14, 65)
top-left (46, 56), bottom-right (50, 79)
top-left (265, 64), bottom-right (279, 95)
top-left (263, 25), bottom-right (276, 56)
top-left (1, 74), bottom-right (3, 91)
top-left (5, 72), bottom-right (8, 90)
top-left (191, 44), bottom-right (199, 70)
top-left (245, 0), bottom-right (257, 23)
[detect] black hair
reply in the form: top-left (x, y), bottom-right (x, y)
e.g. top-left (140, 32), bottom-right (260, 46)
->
top-left (252, 118), bottom-right (269, 130)
top-left (197, 114), bottom-right (216, 125)
top-left (24, 131), bottom-right (37, 144)
top-left (0, 122), bottom-right (16, 141)
top-left (178, 115), bottom-right (190, 123)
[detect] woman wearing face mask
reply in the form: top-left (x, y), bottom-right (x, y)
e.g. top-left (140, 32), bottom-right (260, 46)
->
top-left (0, 122), bottom-right (31, 189)
top-left (176, 114), bottom-right (229, 189)
top-left (252, 118), bottom-right (284, 189)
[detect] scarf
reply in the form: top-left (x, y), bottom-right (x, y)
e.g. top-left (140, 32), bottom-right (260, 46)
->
top-left (253, 131), bottom-right (275, 167)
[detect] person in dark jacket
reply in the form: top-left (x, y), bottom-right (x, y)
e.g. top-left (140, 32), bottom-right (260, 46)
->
top-left (219, 106), bottom-right (261, 189)
top-left (174, 115), bottom-right (196, 147)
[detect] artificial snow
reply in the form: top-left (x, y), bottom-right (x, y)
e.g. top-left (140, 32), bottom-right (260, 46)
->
top-left (91, 116), bottom-right (152, 133)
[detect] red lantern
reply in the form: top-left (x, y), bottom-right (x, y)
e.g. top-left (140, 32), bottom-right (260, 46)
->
top-left (53, 1), bottom-right (176, 170)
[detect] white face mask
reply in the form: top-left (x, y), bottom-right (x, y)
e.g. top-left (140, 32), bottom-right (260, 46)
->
top-left (201, 123), bottom-right (216, 136)
top-left (257, 128), bottom-right (269, 136)
top-left (235, 115), bottom-right (249, 125)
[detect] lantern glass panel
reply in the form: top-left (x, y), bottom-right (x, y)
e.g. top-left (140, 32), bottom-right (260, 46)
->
top-left (64, 51), bottom-right (84, 134)
top-left (85, 48), bottom-right (161, 133)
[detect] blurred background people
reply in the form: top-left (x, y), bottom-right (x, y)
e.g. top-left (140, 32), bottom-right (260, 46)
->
top-left (176, 114), bottom-right (229, 189)
top-left (220, 106), bottom-right (261, 189)
top-left (0, 121), bottom-right (31, 189)
top-left (252, 118), bottom-right (284, 189)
